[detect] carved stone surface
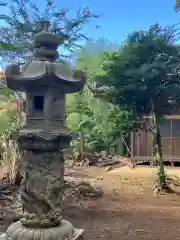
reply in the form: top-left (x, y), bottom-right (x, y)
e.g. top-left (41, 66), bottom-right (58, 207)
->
top-left (18, 128), bottom-right (71, 151)
top-left (5, 61), bottom-right (85, 93)
top-left (19, 128), bottom-right (71, 141)
top-left (51, 95), bottom-right (65, 120)
top-left (5, 21), bottom-right (85, 93)
top-left (4, 20), bottom-right (85, 239)
top-left (19, 150), bottom-right (64, 228)
top-left (0, 221), bottom-right (84, 240)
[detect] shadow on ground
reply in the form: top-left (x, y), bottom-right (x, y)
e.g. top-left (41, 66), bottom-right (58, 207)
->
top-left (2, 166), bottom-right (180, 240)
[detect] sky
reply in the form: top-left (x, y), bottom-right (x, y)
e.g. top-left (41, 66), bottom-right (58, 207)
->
top-left (1, 0), bottom-right (180, 45)
top-left (54, 0), bottom-right (180, 44)
top-left (0, 0), bottom-right (179, 63)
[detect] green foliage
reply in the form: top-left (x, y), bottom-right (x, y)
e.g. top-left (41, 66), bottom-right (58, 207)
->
top-left (0, 84), bottom-right (21, 182)
top-left (0, 0), bottom-right (99, 65)
top-left (95, 24), bottom-right (180, 118)
top-left (94, 24), bottom-right (180, 188)
top-left (76, 38), bottom-right (119, 82)
top-left (174, 0), bottom-right (180, 11)
top-left (0, 84), bottom-right (14, 103)
top-left (66, 39), bottom-right (132, 156)
top-left (0, 84), bottom-right (21, 135)
top-left (0, 109), bottom-right (17, 134)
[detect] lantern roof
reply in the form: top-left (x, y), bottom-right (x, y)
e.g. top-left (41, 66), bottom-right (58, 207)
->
top-left (5, 21), bottom-right (85, 93)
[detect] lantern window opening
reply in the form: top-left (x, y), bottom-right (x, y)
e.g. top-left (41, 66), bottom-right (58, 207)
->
top-left (33, 95), bottom-right (44, 111)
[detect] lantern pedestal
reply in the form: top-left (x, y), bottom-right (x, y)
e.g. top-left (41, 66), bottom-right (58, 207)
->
top-left (0, 221), bottom-right (84, 240)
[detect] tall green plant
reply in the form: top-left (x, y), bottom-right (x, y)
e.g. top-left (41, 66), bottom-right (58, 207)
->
top-left (67, 39), bottom-right (133, 156)
top-left (0, 82), bottom-right (23, 183)
top-left (93, 24), bottom-right (180, 190)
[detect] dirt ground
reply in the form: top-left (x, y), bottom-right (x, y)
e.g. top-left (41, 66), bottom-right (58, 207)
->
top-left (2, 165), bottom-right (180, 239)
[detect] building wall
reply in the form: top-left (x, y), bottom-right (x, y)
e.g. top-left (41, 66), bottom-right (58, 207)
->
top-left (131, 119), bottom-right (180, 157)
top-left (160, 119), bottom-right (180, 137)
top-left (160, 119), bottom-right (180, 156)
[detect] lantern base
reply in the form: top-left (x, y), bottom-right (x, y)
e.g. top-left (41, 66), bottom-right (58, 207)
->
top-left (0, 220), bottom-right (84, 240)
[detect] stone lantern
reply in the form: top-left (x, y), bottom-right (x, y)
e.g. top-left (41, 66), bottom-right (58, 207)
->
top-left (1, 21), bottom-right (85, 240)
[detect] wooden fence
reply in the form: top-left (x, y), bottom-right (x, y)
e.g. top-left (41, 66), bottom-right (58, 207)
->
top-left (131, 131), bottom-right (180, 158)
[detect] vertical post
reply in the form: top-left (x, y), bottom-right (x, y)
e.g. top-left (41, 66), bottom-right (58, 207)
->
top-left (137, 131), bottom-right (140, 156)
top-left (170, 119), bottom-right (173, 156)
top-left (170, 119), bottom-right (174, 167)
top-left (150, 118), bottom-right (154, 166)
top-left (130, 131), bottom-right (134, 157)
top-left (130, 132), bottom-right (134, 166)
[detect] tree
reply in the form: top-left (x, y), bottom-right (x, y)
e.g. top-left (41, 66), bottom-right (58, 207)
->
top-left (67, 87), bottom-right (95, 160)
top-left (66, 39), bottom-right (133, 158)
top-left (76, 39), bottom-right (134, 155)
top-left (174, 0), bottom-right (180, 11)
top-left (75, 39), bottom-right (120, 153)
top-left (0, 0), bottom-right (99, 65)
top-left (76, 38), bottom-right (119, 81)
top-left (93, 24), bottom-right (180, 191)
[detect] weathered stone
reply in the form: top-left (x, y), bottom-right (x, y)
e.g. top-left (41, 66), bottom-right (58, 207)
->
top-left (0, 221), bottom-right (84, 240)
top-left (19, 151), bottom-right (64, 228)
top-left (4, 20), bottom-right (85, 239)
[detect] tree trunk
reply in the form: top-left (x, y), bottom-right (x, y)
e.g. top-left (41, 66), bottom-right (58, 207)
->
top-left (154, 113), bottom-right (167, 189)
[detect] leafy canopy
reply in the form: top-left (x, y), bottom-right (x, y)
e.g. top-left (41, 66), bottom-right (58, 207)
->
top-left (0, 0), bottom-right (99, 65)
top-left (95, 24), bottom-right (180, 118)
top-left (67, 39), bottom-right (133, 153)
top-left (174, 0), bottom-right (180, 11)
